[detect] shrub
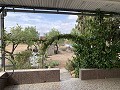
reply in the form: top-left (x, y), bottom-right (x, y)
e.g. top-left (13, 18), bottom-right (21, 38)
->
top-left (65, 59), bottom-right (74, 72)
top-left (66, 58), bottom-right (80, 78)
top-left (66, 14), bottom-right (120, 78)
top-left (45, 60), bottom-right (59, 68)
top-left (13, 50), bottom-right (32, 69)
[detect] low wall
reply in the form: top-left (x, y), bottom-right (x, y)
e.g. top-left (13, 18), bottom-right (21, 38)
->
top-left (79, 69), bottom-right (120, 80)
top-left (0, 72), bottom-right (8, 90)
top-left (0, 68), bottom-right (60, 89)
top-left (7, 68), bottom-right (60, 85)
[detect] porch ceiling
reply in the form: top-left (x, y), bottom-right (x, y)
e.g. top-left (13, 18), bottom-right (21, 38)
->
top-left (0, 0), bottom-right (120, 14)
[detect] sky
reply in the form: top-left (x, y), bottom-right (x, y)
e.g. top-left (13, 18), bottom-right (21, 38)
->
top-left (5, 12), bottom-right (77, 36)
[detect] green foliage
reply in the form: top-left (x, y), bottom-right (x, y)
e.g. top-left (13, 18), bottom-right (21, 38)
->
top-left (5, 25), bottom-right (23, 44)
top-left (42, 34), bottom-right (84, 51)
top-left (13, 50), bottom-right (32, 69)
top-left (4, 25), bottom-right (39, 61)
top-left (5, 25), bottom-right (39, 47)
top-left (68, 14), bottom-right (120, 77)
top-left (44, 28), bottom-right (61, 45)
top-left (66, 58), bottom-right (80, 78)
top-left (71, 28), bottom-right (81, 36)
top-left (65, 59), bottom-right (74, 72)
top-left (22, 26), bottom-right (39, 48)
top-left (45, 28), bottom-right (65, 46)
top-left (44, 28), bottom-right (61, 54)
top-left (4, 25), bottom-right (24, 60)
top-left (45, 60), bottom-right (59, 68)
top-left (45, 28), bottom-right (60, 39)
top-left (6, 25), bottom-right (39, 42)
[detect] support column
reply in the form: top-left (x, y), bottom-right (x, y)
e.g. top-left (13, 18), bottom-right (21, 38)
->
top-left (0, 11), bottom-right (5, 71)
top-left (0, 13), bottom-right (2, 68)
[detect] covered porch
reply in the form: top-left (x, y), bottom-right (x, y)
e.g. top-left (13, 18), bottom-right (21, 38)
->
top-left (0, 0), bottom-right (120, 90)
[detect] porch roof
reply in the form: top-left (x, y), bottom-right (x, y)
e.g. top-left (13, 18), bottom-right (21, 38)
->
top-left (0, 0), bottom-right (120, 15)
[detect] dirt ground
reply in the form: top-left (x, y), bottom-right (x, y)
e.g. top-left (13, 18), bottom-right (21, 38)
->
top-left (47, 51), bottom-right (74, 68)
top-left (6, 44), bottom-right (28, 53)
top-left (6, 44), bottom-right (74, 68)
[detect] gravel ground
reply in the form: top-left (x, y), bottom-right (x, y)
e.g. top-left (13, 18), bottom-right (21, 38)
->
top-left (5, 78), bottom-right (120, 90)
top-left (5, 69), bottom-right (120, 90)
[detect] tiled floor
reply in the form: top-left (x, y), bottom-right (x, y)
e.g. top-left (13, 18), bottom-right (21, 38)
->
top-left (5, 69), bottom-right (120, 90)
